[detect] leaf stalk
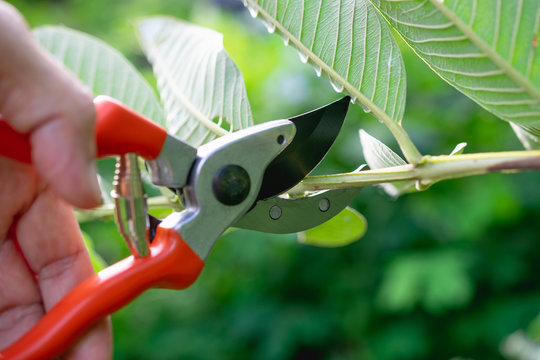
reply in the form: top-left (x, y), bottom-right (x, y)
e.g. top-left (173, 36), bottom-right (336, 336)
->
top-left (76, 196), bottom-right (175, 222)
top-left (292, 150), bottom-right (540, 193)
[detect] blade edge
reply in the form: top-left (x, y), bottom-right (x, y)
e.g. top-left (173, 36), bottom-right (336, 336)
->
top-left (257, 96), bottom-right (350, 200)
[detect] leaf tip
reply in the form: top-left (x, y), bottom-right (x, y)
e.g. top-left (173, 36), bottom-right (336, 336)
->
top-left (297, 207), bottom-right (367, 248)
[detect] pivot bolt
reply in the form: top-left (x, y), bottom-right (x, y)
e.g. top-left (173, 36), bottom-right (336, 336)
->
top-left (318, 198), bottom-right (330, 212)
top-left (212, 165), bottom-right (251, 206)
top-left (269, 205), bottom-right (282, 220)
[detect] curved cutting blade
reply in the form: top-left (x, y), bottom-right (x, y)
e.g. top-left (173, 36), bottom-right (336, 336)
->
top-left (257, 96), bottom-right (350, 200)
top-left (235, 188), bottom-right (362, 233)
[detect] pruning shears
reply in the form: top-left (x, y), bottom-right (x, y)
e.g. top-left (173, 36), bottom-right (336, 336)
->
top-left (0, 95), bottom-right (359, 359)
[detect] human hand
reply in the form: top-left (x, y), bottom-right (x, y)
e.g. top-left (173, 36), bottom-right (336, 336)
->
top-left (0, 2), bottom-right (112, 359)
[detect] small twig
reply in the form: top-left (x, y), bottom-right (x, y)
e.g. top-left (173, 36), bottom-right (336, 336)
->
top-left (76, 196), bottom-right (175, 222)
top-left (77, 150), bottom-right (539, 221)
top-left (292, 150), bottom-right (540, 193)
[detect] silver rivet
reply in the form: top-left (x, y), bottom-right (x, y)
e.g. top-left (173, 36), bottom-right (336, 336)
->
top-left (318, 198), bottom-right (330, 212)
top-left (269, 205), bottom-right (282, 220)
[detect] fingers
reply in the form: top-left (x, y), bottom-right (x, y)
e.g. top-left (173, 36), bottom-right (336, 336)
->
top-left (0, 158), bottom-right (43, 348)
top-left (0, 4), bottom-right (111, 357)
top-left (0, 158), bottom-right (112, 358)
top-left (17, 190), bottom-right (92, 308)
top-left (0, 2), bottom-right (101, 208)
top-left (15, 188), bottom-right (113, 359)
top-left (30, 109), bottom-right (101, 210)
top-left (0, 157), bottom-right (37, 242)
top-left (64, 319), bottom-right (113, 360)
top-left (0, 240), bottom-right (44, 349)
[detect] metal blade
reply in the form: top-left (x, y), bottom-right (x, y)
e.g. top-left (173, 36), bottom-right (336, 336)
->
top-left (234, 188), bottom-right (362, 233)
top-left (256, 96), bottom-right (350, 200)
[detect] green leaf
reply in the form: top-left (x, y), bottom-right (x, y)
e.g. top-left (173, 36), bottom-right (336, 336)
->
top-left (82, 232), bottom-right (108, 272)
top-left (449, 142), bottom-right (467, 156)
top-left (137, 17), bottom-right (253, 147)
top-left (97, 174), bottom-right (114, 204)
top-left (244, 0), bottom-right (406, 123)
top-left (33, 26), bottom-right (165, 125)
top-left (360, 130), bottom-right (407, 168)
top-left (377, 251), bottom-right (474, 314)
top-left (246, 0), bottom-right (422, 163)
top-left (298, 207), bottom-right (367, 247)
top-left (511, 122), bottom-right (540, 149)
top-left (359, 129), bottom-right (415, 196)
top-left (372, 0), bottom-right (540, 149)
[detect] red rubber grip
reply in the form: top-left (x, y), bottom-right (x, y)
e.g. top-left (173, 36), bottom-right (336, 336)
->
top-left (0, 96), bottom-right (168, 163)
top-left (94, 96), bottom-right (167, 159)
top-left (0, 227), bottom-right (204, 360)
top-left (0, 119), bottom-right (32, 163)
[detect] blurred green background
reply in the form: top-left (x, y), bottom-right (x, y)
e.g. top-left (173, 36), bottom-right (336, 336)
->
top-left (8, 0), bottom-right (540, 359)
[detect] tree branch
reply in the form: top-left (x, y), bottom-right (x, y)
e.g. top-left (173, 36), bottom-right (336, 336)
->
top-left (292, 150), bottom-right (540, 193)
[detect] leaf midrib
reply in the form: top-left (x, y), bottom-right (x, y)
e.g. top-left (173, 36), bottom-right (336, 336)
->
top-left (245, 0), bottom-right (422, 164)
top-left (245, 0), bottom-right (392, 125)
top-left (141, 32), bottom-right (228, 137)
top-left (430, 0), bottom-right (540, 103)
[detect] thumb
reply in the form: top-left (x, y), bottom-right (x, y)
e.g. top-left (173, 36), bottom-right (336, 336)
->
top-left (0, 3), bottom-right (101, 208)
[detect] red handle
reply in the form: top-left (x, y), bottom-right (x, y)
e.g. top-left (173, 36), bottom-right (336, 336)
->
top-left (0, 96), bottom-right (168, 163)
top-left (0, 120), bottom-right (32, 163)
top-left (0, 227), bottom-right (204, 360)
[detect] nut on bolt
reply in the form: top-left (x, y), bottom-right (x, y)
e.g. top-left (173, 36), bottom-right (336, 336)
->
top-left (212, 164), bottom-right (251, 206)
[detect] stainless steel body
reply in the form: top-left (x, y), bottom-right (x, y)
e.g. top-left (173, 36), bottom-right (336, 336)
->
top-left (143, 96), bottom-right (358, 257)
top-left (159, 120), bottom-right (296, 260)
top-left (148, 134), bottom-right (197, 187)
top-left (234, 188), bottom-right (362, 233)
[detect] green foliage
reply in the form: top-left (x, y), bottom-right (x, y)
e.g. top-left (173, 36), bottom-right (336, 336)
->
top-left (137, 17), bottom-right (254, 146)
top-left (81, 232), bottom-right (108, 272)
top-left (244, 0), bottom-right (422, 163)
top-left (33, 26), bottom-right (165, 125)
top-left (376, 250), bottom-right (473, 314)
top-left (244, 0), bottom-right (407, 123)
top-left (298, 207), bottom-right (367, 247)
top-left (10, 1), bottom-right (540, 360)
top-left (359, 129), bottom-right (415, 196)
top-left (372, 0), bottom-right (540, 149)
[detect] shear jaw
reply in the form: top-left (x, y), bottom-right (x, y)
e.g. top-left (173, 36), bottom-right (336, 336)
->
top-left (234, 187), bottom-right (362, 234)
top-left (148, 134), bottom-right (197, 188)
top-left (159, 120), bottom-right (296, 260)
